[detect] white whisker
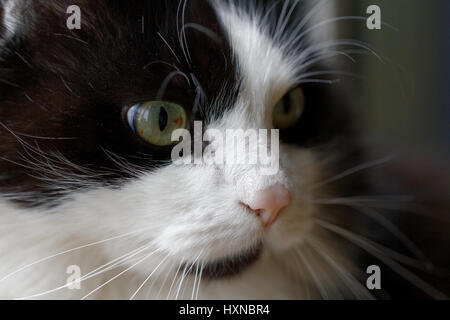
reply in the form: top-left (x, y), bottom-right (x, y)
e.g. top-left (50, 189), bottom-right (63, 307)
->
top-left (195, 262), bottom-right (204, 300)
top-left (314, 218), bottom-right (448, 299)
top-left (350, 206), bottom-right (430, 263)
top-left (166, 263), bottom-right (183, 300)
top-left (81, 248), bottom-right (162, 300)
top-left (306, 238), bottom-right (374, 299)
top-left (0, 228), bottom-right (151, 284)
top-left (157, 32), bottom-right (181, 64)
top-left (15, 243), bottom-right (155, 300)
top-left (130, 253), bottom-right (171, 300)
top-left (313, 155), bottom-right (394, 189)
top-left (295, 247), bottom-right (329, 299)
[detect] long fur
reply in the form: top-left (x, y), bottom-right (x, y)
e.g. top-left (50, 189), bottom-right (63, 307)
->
top-left (1, 0), bottom-right (447, 300)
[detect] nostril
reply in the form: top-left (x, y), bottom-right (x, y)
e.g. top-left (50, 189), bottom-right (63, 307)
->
top-left (239, 202), bottom-right (265, 219)
top-left (240, 184), bottom-right (291, 228)
top-left (239, 202), bottom-right (261, 216)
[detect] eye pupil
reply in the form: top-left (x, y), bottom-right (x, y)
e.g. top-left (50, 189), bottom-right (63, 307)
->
top-left (159, 106), bottom-right (168, 131)
top-left (282, 95), bottom-right (292, 114)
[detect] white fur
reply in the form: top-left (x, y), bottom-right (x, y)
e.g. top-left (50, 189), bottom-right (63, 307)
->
top-left (0, 1), bottom-right (345, 300)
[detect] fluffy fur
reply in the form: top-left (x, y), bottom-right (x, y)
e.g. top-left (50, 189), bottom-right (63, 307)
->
top-left (0, 0), bottom-right (447, 300)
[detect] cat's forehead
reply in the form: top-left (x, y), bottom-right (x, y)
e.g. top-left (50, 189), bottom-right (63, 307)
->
top-left (2, 1), bottom-right (233, 98)
top-left (1, 0), bottom-right (311, 117)
top-left (215, 2), bottom-right (299, 124)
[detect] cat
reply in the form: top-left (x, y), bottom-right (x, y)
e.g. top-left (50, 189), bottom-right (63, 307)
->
top-left (0, 0), bottom-right (448, 300)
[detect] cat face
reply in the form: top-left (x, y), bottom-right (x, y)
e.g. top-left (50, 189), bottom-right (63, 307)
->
top-left (0, 0), bottom-right (360, 285)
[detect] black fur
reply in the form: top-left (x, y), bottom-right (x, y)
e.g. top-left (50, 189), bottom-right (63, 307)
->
top-left (0, 0), bottom-right (354, 207)
top-left (0, 0), bottom-right (238, 205)
top-left (2, 0), bottom-right (448, 299)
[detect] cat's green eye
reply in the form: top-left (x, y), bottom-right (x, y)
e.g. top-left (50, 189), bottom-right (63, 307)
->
top-left (127, 101), bottom-right (187, 146)
top-left (273, 87), bottom-right (305, 129)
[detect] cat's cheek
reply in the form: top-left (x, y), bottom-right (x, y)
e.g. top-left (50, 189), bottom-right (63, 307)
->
top-left (107, 165), bottom-right (263, 263)
top-left (264, 206), bottom-right (315, 252)
top-left (145, 194), bottom-right (263, 262)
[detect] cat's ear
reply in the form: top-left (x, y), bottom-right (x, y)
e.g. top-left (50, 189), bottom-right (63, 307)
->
top-left (0, 0), bottom-right (31, 46)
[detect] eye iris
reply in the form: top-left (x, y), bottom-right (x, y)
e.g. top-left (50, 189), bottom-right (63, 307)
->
top-left (159, 107), bottom-right (168, 131)
top-left (273, 87), bottom-right (305, 129)
top-left (127, 101), bottom-right (187, 146)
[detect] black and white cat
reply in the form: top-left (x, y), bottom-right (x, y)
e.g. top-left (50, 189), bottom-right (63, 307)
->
top-left (0, 0), bottom-right (447, 300)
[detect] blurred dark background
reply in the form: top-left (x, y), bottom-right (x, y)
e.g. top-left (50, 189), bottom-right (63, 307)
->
top-left (330, 0), bottom-right (450, 298)
top-left (336, 0), bottom-right (449, 158)
top-left (330, 0), bottom-right (450, 202)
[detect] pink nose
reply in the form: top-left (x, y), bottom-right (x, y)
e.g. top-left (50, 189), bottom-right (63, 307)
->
top-left (241, 184), bottom-right (291, 228)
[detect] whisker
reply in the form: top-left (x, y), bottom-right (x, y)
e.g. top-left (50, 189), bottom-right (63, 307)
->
top-left (296, 39), bottom-right (385, 73)
top-left (191, 262), bottom-right (200, 301)
top-left (306, 238), bottom-right (375, 300)
top-left (15, 243), bottom-right (155, 300)
top-left (304, 243), bottom-right (344, 299)
top-left (296, 79), bottom-right (339, 85)
top-left (195, 262), bottom-right (204, 300)
top-left (357, 203), bottom-right (450, 223)
top-left (0, 228), bottom-right (151, 284)
top-left (313, 218), bottom-right (437, 271)
top-left (130, 253), bottom-right (171, 300)
top-left (287, 0), bottom-right (331, 46)
top-left (176, 0), bottom-right (192, 69)
top-left (188, 248), bottom-right (209, 300)
top-left (296, 70), bottom-right (365, 83)
top-left (166, 263), bottom-right (183, 300)
top-left (174, 251), bottom-right (203, 300)
top-left (171, 264), bottom-right (188, 300)
top-left (295, 247), bottom-right (329, 299)
top-left (312, 195), bottom-right (413, 206)
top-left (156, 71), bottom-right (190, 101)
top-left (296, 16), bottom-right (398, 46)
top-left (53, 33), bottom-right (89, 45)
top-left (153, 258), bottom-right (177, 300)
top-left (60, 76), bottom-right (79, 98)
top-left (0, 78), bottom-right (21, 88)
top-left (274, 0), bottom-right (300, 41)
top-left (300, 50), bottom-right (356, 70)
top-left (82, 243), bottom-right (154, 280)
top-left (80, 248), bottom-right (162, 300)
top-left (143, 59), bottom-right (180, 71)
top-left (312, 155), bottom-right (394, 189)
top-left (156, 32), bottom-right (181, 64)
top-left (314, 218), bottom-right (448, 299)
top-left (181, 23), bottom-right (219, 42)
top-left (9, 133), bottom-right (79, 140)
top-left (350, 206), bottom-right (430, 263)
top-left (181, 0), bottom-right (193, 66)
top-left (143, 257), bottom-right (173, 300)
top-left (290, 250), bottom-right (311, 299)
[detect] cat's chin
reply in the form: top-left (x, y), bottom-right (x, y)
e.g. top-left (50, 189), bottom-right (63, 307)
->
top-left (186, 242), bottom-right (263, 279)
